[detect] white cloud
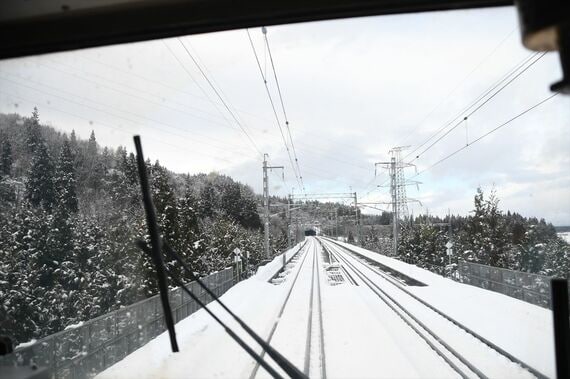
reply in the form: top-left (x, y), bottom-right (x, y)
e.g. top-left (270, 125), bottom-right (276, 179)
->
top-left (1, 6), bottom-right (568, 224)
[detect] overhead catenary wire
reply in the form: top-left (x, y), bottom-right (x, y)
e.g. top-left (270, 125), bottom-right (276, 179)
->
top-left (54, 55), bottom-right (228, 122)
top-left (79, 51), bottom-right (356, 153)
top-left (50, 53), bottom-right (370, 169)
top-left (246, 29), bottom-right (303, 192)
top-left (4, 75), bottom-right (355, 192)
top-left (263, 28), bottom-right (306, 193)
top-left (361, 48), bottom-right (542, 210)
top-left (162, 41), bottom-right (232, 122)
top-left (412, 92), bottom-right (559, 178)
top-left (75, 52), bottom-right (367, 172)
top-left (75, 54), bottom-right (220, 110)
top-left (40, 59), bottom-right (242, 132)
top-left (410, 52), bottom-right (546, 162)
top-left (164, 40), bottom-right (263, 156)
top-left (49, 54), bottom-right (333, 165)
top-left (182, 40), bottom-right (261, 141)
top-left (0, 73), bottom-right (254, 158)
top-left (4, 90), bottom-right (236, 166)
top-left (173, 38), bottom-right (264, 158)
top-left (404, 51), bottom-right (541, 161)
top-left (396, 27), bottom-right (517, 148)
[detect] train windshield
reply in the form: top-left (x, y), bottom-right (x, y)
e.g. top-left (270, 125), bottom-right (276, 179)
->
top-left (0, 5), bottom-right (568, 379)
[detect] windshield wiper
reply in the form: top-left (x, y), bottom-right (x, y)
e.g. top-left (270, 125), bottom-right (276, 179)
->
top-left (133, 135), bottom-right (306, 379)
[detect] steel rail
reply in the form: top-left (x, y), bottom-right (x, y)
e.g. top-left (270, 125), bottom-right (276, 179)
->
top-left (319, 238), bottom-right (477, 379)
top-left (304, 241), bottom-right (328, 378)
top-left (328, 251), bottom-right (359, 286)
top-left (315, 241), bottom-right (327, 379)
top-left (249, 240), bottom-right (312, 379)
top-left (303, 246), bottom-right (317, 375)
top-left (323, 237), bottom-right (548, 379)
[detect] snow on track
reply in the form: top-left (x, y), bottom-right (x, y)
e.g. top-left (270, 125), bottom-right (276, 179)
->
top-left (327, 238), bottom-right (555, 378)
top-left (253, 238), bottom-right (316, 378)
top-left (321, 238), bottom-right (539, 379)
top-left (97, 237), bottom-right (553, 378)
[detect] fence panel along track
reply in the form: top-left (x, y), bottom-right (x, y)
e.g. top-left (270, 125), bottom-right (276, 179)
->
top-left (0, 268), bottom-right (236, 379)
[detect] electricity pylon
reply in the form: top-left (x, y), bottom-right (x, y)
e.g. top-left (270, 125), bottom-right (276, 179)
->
top-left (374, 146), bottom-right (421, 256)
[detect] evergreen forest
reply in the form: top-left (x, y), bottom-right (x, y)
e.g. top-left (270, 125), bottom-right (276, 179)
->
top-left (0, 109), bottom-right (279, 345)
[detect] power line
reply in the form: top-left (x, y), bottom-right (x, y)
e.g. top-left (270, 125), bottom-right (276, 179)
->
top-left (173, 38), bottom-right (264, 158)
top-left (0, 73), bottom-right (254, 158)
top-left (263, 27), bottom-right (306, 193)
top-left (75, 54), bottom-right (225, 118)
top-left (73, 50), bottom-right (367, 167)
top-left (77, 52), bottom-right (320, 137)
top-left (162, 40), bottom-right (262, 153)
top-left (358, 176), bottom-right (391, 202)
top-left (361, 50), bottom-right (532, 204)
top-left (246, 29), bottom-right (303, 191)
top-left (410, 52), bottom-right (546, 161)
top-left (413, 92), bottom-right (559, 178)
top-left (4, 91), bottom-right (235, 166)
top-left (295, 140), bottom-right (371, 171)
top-left (40, 59), bottom-right (239, 132)
top-left (404, 52), bottom-right (540, 161)
top-left (403, 52), bottom-right (540, 162)
top-left (59, 53), bottom-right (309, 157)
top-left (396, 28), bottom-right (516, 147)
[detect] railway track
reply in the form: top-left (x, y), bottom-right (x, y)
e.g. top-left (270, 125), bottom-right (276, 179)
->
top-left (251, 238), bottom-right (327, 379)
top-left (318, 237), bottom-right (546, 379)
top-left (305, 242), bottom-right (327, 378)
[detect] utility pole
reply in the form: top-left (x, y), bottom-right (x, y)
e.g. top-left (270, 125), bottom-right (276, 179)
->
top-left (262, 154), bottom-right (284, 260)
top-left (335, 208), bottom-right (339, 238)
top-left (287, 194), bottom-right (292, 249)
top-left (353, 192), bottom-right (362, 246)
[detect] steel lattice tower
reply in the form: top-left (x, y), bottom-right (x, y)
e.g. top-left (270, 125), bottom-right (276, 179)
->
top-left (375, 146), bottom-right (420, 255)
top-left (391, 147), bottom-right (410, 220)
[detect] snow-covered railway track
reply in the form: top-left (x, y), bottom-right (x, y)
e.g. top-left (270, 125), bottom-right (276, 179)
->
top-left (319, 238), bottom-right (546, 379)
top-left (305, 242), bottom-right (327, 379)
top-left (251, 238), bottom-right (326, 379)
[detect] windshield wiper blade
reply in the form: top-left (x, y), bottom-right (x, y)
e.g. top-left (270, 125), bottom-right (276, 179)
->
top-left (137, 241), bottom-right (286, 379)
top-left (133, 135), bottom-right (179, 353)
top-left (163, 243), bottom-right (308, 379)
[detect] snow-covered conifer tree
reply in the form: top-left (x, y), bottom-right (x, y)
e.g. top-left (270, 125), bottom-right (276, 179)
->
top-left (54, 138), bottom-right (79, 214)
top-left (26, 142), bottom-right (55, 210)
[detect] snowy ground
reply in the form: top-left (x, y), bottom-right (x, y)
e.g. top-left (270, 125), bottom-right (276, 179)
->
top-left (97, 238), bottom-right (555, 379)
top-left (557, 232), bottom-right (570, 243)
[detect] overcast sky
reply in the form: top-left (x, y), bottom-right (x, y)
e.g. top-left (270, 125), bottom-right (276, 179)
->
top-left (0, 6), bottom-right (568, 224)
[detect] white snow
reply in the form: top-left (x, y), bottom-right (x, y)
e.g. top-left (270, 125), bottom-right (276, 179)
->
top-left (96, 238), bottom-right (555, 379)
top-left (329, 238), bottom-right (555, 378)
top-left (15, 339), bottom-right (37, 350)
top-left (557, 232), bottom-right (570, 243)
top-left (64, 321), bottom-right (84, 330)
